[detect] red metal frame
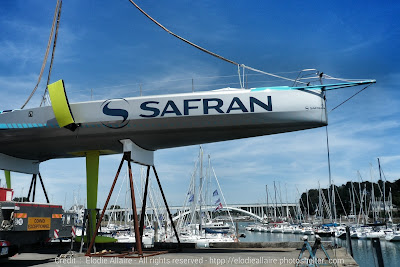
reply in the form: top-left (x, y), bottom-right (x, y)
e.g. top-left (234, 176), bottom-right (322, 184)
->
top-left (85, 152), bottom-right (181, 258)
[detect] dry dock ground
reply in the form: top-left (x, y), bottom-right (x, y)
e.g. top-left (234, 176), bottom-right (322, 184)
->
top-left (2, 242), bottom-right (358, 267)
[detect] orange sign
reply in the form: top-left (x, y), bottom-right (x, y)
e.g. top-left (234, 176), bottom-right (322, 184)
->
top-left (27, 217), bottom-right (51, 231)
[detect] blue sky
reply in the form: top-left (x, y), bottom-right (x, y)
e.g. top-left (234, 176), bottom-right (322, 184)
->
top-left (0, 0), bottom-right (399, 209)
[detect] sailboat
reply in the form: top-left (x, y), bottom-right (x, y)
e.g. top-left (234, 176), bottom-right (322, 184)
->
top-left (173, 147), bottom-right (237, 245)
top-left (385, 225), bottom-right (400, 241)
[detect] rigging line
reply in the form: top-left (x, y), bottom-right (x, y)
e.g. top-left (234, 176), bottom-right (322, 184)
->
top-left (21, 0), bottom-right (60, 109)
top-left (241, 64), bottom-right (309, 85)
top-left (329, 83), bottom-right (372, 113)
top-left (41, 0), bottom-right (63, 107)
top-left (323, 74), bottom-right (374, 83)
top-left (335, 185), bottom-right (348, 218)
top-left (238, 65), bottom-right (243, 88)
top-left (92, 74), bottom-right (287, 92)
top-left (128, 0), bottom-right (302, 85)
top-left (127, 0), bottom-right (239, 66)
top-left (324, 74), bottom-right (376, 85)
top-left (323, 74), bottom-right (352, 83)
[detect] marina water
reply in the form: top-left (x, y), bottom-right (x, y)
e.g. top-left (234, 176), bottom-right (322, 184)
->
top-left (239, 222), bottom-right (400, 267)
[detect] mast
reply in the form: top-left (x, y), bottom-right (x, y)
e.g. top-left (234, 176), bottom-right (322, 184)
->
top-left (389, 188), bottom-right (393, 222)
top-left (278, 182), bottom-right (284, 218)
top-left (266, 185), bottom-right (269, 221)
top-left (296, 186), bottom-right (305, 224)
top-left (378, 158), bottom-right (386, 222)
top-left (186, 157), bottom-right (199, 229)
top-left (357, 172), bottom-right (363, 224)
top-left (285, 184), bottom-right (289, 223)
top-left (333, 183), bottom-right (337, 222)
top-left (274, 181), bottom-right (278, 221)
top-left (348, 188), bottom-right (352, 218)
top-left (306, 189), bottom-right (310, 222)
top-left (199, 146), bottom-right (203, 234)
top-left (351, 182), bottom-right (356, 223)
top-left (364, 184), bottom-right (368, 223)
top-left (370, 164), bottom-right (376, 222)
top-left (207, 155), bottom-right (211, 220)
top-left (125, 168), bottom-right (129, 226)
top-left (318, 182), bottom-right (322, 221)
top-left (325, 126), bottom-right (333, 223)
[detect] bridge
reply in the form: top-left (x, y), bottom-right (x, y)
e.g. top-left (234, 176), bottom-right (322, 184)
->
top-left (104, 202), bottom-right (299, 223)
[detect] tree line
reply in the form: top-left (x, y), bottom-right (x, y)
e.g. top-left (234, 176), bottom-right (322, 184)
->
top-left (299, 179), bottom-right (400, 217)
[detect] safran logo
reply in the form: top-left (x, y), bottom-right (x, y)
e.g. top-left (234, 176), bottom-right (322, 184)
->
top-left (101, 98), bottom-right (130, 129)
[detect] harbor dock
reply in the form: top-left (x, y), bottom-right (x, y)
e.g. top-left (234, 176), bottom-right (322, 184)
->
top-left (4, 241), bottom-right (357, 266)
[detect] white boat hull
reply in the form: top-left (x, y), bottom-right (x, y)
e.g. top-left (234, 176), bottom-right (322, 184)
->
top-left (385, 234), bottom-right (400, 241)
top-left (0, 87), bottom-right (326, 173)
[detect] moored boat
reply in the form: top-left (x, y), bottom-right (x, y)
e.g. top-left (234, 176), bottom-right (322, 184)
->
top-left (315, 228), bottom-right (334, 237)
top-left (385, 232), bottom-right (400, 242)
top-left (302, 227), bottom-right (315, 235)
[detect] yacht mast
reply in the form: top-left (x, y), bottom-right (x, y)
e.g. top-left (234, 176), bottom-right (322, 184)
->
top-left (351, 182), bottom-right (356, 223)
top-left (199, 146), bottom-right (203, 234)
top-left (266, 185), bottom-right (269, 221)
top-left (274, 181), bottom-right (278, 221)
top-left (378, 158), bottom-right (386, 222)
top-left (370, 164), bottom-right (377, 221)
top-left (306, 189), bottom-right (310, 222)
top-left (285, 184), bottom-right (290, 223)
top-left (318, 182), bottom-right (322, 221)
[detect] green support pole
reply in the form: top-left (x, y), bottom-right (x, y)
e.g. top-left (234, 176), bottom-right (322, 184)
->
top-left (4, 170), bottom-right (11, 189)
top-left (86, 151), bottom-right (100, 236)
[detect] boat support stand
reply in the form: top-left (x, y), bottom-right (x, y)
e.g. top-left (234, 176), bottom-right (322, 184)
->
top-left (85, 139), bottom-right (181, 258)
top-left (27, 173), bottom-right (50, 203)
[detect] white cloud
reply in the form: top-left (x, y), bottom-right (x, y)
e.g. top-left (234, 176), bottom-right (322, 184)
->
top-left (379, 155), bottom-right (400, 165)
top-left (0, 41), bottom-right (42, 65)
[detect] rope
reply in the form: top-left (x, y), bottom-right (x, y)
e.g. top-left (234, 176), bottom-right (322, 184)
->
top-left (241, 64), bottom-right (308, 85)
top-left (237, 65), bottom-right (243, 88)
top-left (127, 0), bottom-right (239, 66)
top-left (329, 83), bottom-right (373, 112)
top-left (41, 0), bottom-right (63, 107)
top-left (323, 74), bottom-right (359, 83)
top-left (126, 1), bottom-right (335, 87)
top-left (20, 0), bottom-right (60, 109)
